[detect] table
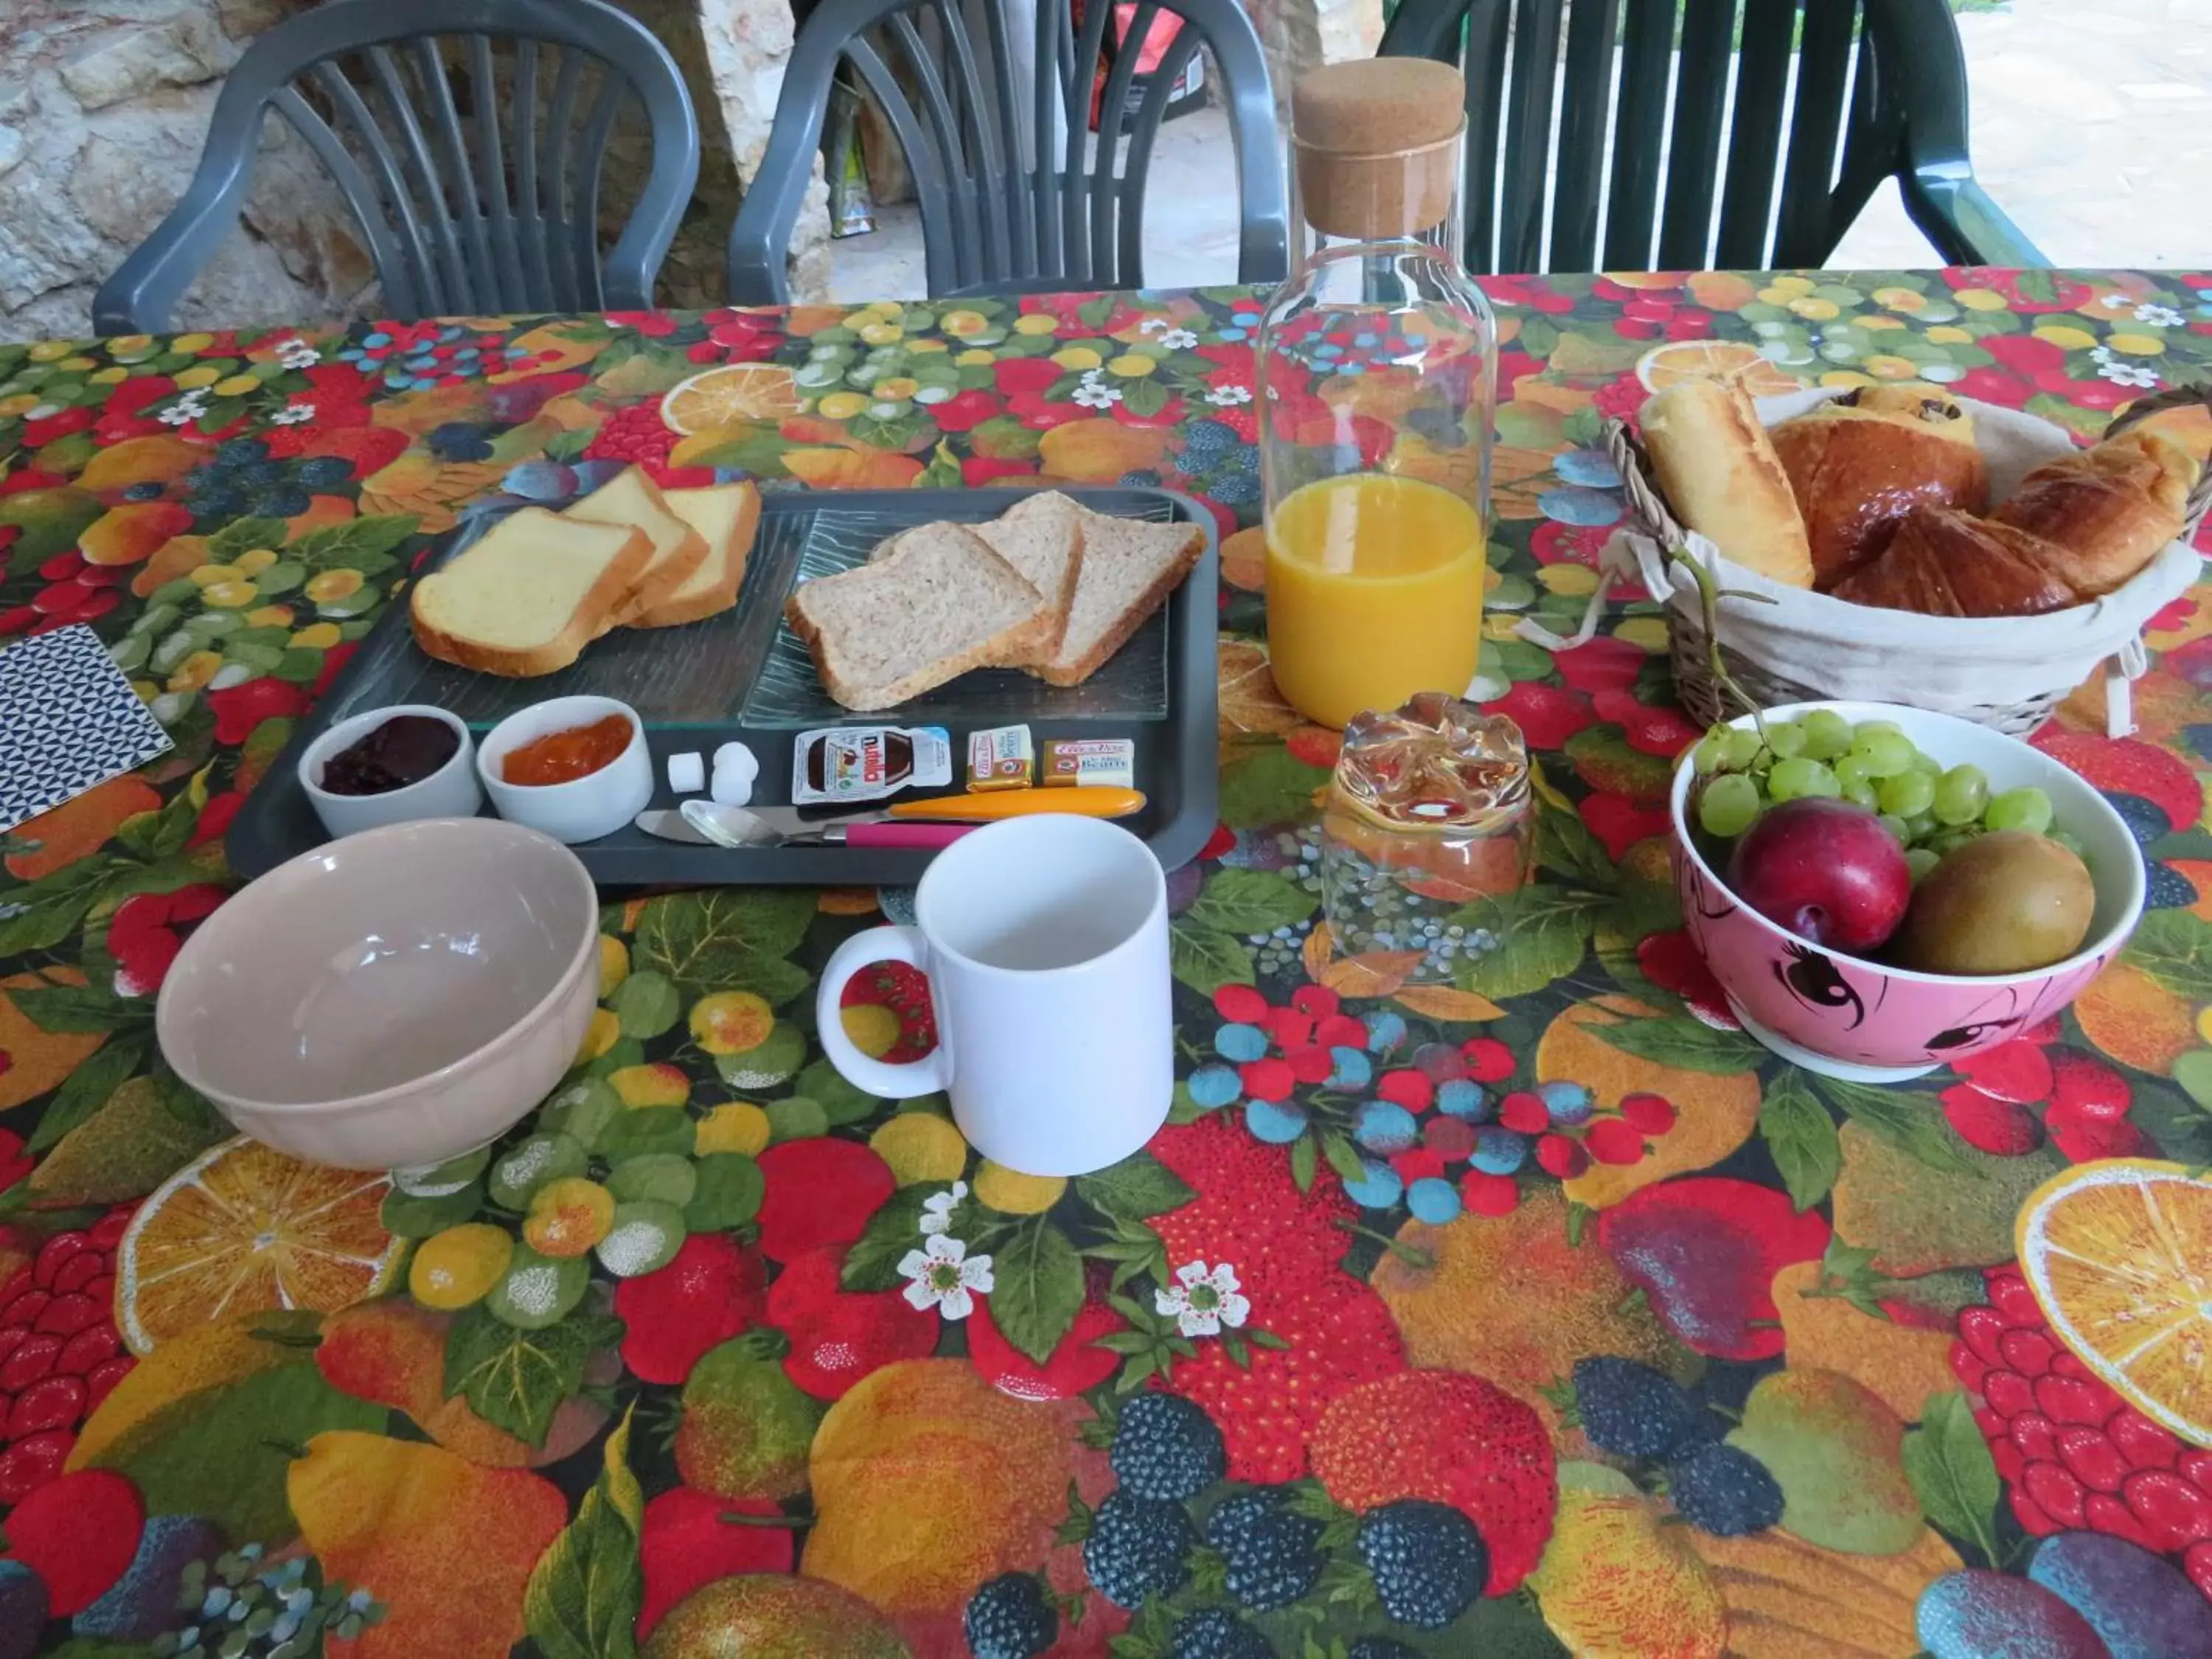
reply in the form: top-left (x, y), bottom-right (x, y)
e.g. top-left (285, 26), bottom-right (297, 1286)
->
top-left (1, 269), bottom-right (2210, 1659)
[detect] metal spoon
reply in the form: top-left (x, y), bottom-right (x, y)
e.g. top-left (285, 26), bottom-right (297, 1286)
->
top-left (634, 799), bottom-right (970, 849)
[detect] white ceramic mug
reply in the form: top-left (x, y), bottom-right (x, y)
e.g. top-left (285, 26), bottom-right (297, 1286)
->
top-left (815, 814), bottom-right (1172, 1177)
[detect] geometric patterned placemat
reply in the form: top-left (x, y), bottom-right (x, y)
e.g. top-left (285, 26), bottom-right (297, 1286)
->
top-left (0, 623), bottom-right (173, 835)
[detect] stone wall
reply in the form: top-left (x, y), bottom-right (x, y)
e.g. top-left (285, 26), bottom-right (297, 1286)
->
top-left (0, 0), bottom-right (1357, 344)
top-left (571, 0), bottom-right (831, 307)
top-left (0, 0), bottom-right (830, 345)
top-left (692, 0), bottom-right (831, 301)
top-left (0, 0), bottom-right (373, 344)
top-left (1248, 0), bottom-right (1384, 112)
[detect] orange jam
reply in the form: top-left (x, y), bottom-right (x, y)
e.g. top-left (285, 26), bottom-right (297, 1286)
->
top-left (502, 714), bottom-right (632, 786)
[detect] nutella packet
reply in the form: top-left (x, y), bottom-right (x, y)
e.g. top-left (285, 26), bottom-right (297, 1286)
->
top-left (967, 726), bottom-right (1034, 791)
top-left (792, 726), bottom-right (952, 806)
top-left (1043, 738), bottom-right (1135, 789)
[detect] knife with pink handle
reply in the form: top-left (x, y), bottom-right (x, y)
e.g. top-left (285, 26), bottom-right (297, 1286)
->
top-left (819, 820), bottom-right (973, 849)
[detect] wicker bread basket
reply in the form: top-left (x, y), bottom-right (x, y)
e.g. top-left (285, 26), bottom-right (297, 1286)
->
top-left (1588, 383), bottom-right (2212, 739)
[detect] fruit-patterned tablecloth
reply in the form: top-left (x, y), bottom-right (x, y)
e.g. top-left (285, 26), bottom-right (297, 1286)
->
top-left (3, 270), bottom-right (2212, 1659)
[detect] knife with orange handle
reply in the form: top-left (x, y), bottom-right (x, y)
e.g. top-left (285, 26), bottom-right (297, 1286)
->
top-left (884, 785), bottom-right (1144, 821)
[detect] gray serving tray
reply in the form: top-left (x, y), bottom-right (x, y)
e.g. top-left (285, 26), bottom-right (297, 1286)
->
top-left (226, 486), bottom-right (1220, 888)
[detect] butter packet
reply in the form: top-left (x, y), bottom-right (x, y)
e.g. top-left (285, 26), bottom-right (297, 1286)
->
top-left (1043, 738), bottom-right (1135, 789)
top-left (967, 726), bottom-right (1034, 791)
top-left (792, 726), bottom-right (952, 806)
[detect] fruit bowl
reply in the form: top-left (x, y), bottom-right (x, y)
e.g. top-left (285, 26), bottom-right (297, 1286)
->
top-left (1668, 701), bottom-right (2145, 1082)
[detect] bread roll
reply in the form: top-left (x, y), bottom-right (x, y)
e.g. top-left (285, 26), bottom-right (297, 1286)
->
top-left (1839, 383), bottom-right (1986, 443)
top-left (1992, 428), bottom-right (2199, 596)
top-left (1770, 383), bottom-right (1990, 586)
top-left (1830, 506), bottom-right (2081, 618)
top-left (1641, 378), bottom-right (1815, 588)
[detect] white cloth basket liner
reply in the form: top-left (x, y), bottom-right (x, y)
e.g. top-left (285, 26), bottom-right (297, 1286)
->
top-left (1518, 388), bottom-right (2206, 737)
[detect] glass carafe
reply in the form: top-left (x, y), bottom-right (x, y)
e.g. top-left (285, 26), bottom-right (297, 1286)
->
top-left (1258, 60), bottom-right (1497, 731)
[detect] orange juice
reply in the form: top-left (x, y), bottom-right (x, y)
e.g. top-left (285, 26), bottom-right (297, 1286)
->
top-left (1264, 473), bottom-right (1486, 729)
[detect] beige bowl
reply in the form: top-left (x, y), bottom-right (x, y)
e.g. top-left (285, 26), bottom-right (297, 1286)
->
top-left (156, 817), bottom-right (599, 1169)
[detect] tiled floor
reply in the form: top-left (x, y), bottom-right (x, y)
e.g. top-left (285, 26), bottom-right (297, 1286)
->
top-left (827, 0), bottom-right (2212, 299)
top-left (1832, 0), bottom-right (2212, 270)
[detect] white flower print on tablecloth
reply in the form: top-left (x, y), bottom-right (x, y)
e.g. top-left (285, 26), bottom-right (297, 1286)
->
top-left (1155, 1259), bottom-right (1250, 1338)
top-left (919, 1180), bottom-right (968, 1236)
top-left (899, 1232), bottom-right (993, 1319)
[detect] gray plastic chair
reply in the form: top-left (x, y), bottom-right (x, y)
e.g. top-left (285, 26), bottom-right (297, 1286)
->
top-left (1380, 0), bottom-right (2045, 274)
top-left (728, 0), bottom-right (1288, 302)
top-left (93, 0), bottom-right (700, 334)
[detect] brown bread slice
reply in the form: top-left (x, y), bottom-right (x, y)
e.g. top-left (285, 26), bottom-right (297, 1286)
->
top-left (869, 493), bottom-right (1088, 668)
top-left (1039, 509), bottom-right (1204, 686)
top-left (410, 509), bottom-right (652, 677)
top-left (972, 491), bottom-right (1088, 664)
top-left (786, 521), bottom-right (1050, 711)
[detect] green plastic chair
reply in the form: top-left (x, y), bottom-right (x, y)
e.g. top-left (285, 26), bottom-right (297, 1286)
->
top-left (94, 0), bottom-right (698, 333)
top-left (1379, 0), bottom-right (2046, 274)
top-left (728, 0), bottom-right (1288, 302)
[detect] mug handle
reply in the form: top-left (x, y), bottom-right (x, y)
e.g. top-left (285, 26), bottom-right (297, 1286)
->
top-left (815, 926), bottom-right (953, 1098)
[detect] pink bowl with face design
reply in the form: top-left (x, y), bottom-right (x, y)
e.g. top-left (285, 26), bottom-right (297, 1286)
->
top-left (1669, 702), bottom-right (2144, 1082)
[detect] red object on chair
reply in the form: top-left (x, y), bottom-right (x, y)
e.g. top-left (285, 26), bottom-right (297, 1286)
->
top-left (1079, 0), bottom-right (1205, 131)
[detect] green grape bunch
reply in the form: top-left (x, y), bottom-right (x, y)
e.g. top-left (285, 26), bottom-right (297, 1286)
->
top-left (1687, 712), bottom-right (2074, 877)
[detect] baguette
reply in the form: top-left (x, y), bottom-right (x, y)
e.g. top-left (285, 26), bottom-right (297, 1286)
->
top-left (411, 508), bottom-right (653, 677)
top-left (786, 521), bottom-right (1051, 711)
top-left (1641, 378), bottom-right (1816, 588)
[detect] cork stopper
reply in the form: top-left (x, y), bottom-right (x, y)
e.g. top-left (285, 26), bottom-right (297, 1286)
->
top-left (1291, 59), bottom-right (1465, 241)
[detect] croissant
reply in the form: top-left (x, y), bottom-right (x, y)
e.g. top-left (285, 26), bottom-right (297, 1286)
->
top-left (1770, 383), bottom-right (1991, 587)
top-left (1992, 428), bottom-right (2199, 596)
top-left (1830, 507), bottom-right (2081, 617)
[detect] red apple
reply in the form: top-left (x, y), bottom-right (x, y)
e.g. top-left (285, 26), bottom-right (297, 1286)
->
top-left (1725, 798), bottom-right (1911, 954)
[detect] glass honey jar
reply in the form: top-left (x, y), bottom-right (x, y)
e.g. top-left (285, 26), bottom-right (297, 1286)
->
top-left (1319, 692), bottom-right (1533, 984)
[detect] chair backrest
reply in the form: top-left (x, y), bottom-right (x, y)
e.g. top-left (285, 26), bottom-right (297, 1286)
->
top-left (93, 0), bottom-right (699, 334)
top-left (1380, 0), bottom-right (1955, 274)
top-left (728, 0), bottom-right (1289, 302)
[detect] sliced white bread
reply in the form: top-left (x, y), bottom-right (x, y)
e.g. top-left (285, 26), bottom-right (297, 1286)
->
top-left (562, 465), bottom-right (709, 627)
top-left (1038, 507), bottom-right (1204, 686)
top-left (634, 481), bottom-right (761, 627)
top-left (411, 508), bottom-right (653, 678)
top-left (787, 521), bottom-right (1051, 711)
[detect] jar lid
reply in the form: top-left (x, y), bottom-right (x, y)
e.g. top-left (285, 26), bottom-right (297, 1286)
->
top-left (1290, 60), bottom-right (1466, 242)
top-left (1291, 58), bottom-right (1465, 157)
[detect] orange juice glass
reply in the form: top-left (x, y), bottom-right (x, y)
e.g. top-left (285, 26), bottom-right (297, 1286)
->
top-left (1259, 58), bottom-right (1496, 728)
top-left (1265, 472), bottom-right (1487, 730)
